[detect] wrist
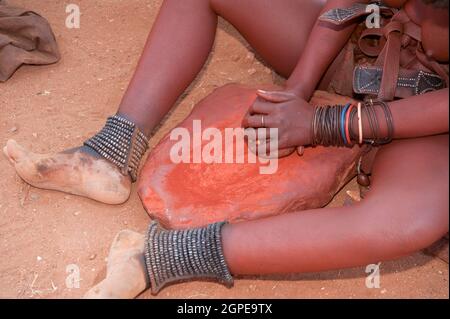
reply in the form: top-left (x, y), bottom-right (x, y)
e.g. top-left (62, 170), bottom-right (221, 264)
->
top-left (284, 83), bottom-right (311, 101)
top-left (306, 106), bottom-right (316, 146)
top-left (311, 104), bottom-right (355, 147)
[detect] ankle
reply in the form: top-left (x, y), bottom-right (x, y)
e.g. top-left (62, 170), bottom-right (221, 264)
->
top-left (80, 145), bottom-right (103, 158)
top-left (84, 115), bottom-right (149, 182)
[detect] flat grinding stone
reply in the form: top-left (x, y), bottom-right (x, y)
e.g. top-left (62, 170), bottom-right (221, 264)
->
top-left (138, 84), bottom-right (363, 229)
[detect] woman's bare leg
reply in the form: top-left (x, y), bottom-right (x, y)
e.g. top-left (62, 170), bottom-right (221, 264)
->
top-left (119, 0), bottom-right (326, 131)
top-left (3, 0), bottom-right (325, 204)
top-left (117, 0), bottom-right (217, 135)
top-left (222, 135), bottom-right (449, 274)
top-left (211, 0), bottom-right (326, 77)
top-left (85, 134), bottom-right (448, 298)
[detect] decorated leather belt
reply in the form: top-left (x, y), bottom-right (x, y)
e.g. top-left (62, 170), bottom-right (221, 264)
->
top-left (353, 66), bottom-right (446, 98)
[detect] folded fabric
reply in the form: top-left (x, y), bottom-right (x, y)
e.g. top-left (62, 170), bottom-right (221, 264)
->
top-left (0, 2), bottom-right (60, 82)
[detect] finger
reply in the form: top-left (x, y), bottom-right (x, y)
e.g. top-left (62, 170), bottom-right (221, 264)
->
top-left (241, 111), bottom-right (251, 128)
top-left (247, 138), bottom-right (273, 158)
top-left (245, 128), bottom-right (272, 146)
top-left (245, 127), bottom-right (267, 136)
top-left (242, 114), bottom-right (274, 128)
top-left (245, 128), bottom-right (271, 146)
top-left (248, 99), bottom-right (275, 115)
top-left (258, 127), bottom-right (278, 142)
top-left (255, 138), bottom-right (276, 159)
top-left (296, 146), bottom-right (305, 156)
top-left (250, 139), bottom-right (296, 159)
top-left (248, 128), bottom-right (281, 150)
top-left (276, 147), bottom-right (296, 158)
top-left (256, 89), bottom-right (297, 103)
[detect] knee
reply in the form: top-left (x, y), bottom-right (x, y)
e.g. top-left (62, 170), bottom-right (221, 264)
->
top-left (358, 196), bottom-right (449, 256)
top-left (209, 0), bottom-right (219, 10)
top-left (397, 205), bottom-right (448, 253)
top-left (209, 0), bottom-right (230, 13)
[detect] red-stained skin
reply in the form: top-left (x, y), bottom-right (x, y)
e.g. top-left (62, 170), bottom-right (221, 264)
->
top-left (117, 0), bottom-right (448, 275)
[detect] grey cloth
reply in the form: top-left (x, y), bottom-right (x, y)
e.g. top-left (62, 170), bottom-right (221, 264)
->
top-left (0, 2), bottom-right (60, 81)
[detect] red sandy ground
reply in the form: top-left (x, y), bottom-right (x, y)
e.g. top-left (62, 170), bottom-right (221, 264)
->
top-left (0, 0), bottom-right (448, 299)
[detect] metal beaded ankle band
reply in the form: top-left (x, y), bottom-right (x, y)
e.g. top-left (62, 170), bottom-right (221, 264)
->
top-left (84, 115), bottom-right (149, 182)
top-left (144, 220), bottom-right (234, 295)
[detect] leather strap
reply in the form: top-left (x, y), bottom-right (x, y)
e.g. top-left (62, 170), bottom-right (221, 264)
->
top-left (416, 48), bottom-right (450, 87)
top-left (321, 3), bottom-right (448, 101)
top-left (318, 3), bottom-right (394, 26)
top-left (358, 27), bottom-right (386, 57)
top-left (318, 3), bottom-right (368, 25)
top-left (353, 66), bottom-right (446, 97)
top-left (377, 20), bottom-right (403, 101)
top-left (358, 9), bottom-right (421, 61)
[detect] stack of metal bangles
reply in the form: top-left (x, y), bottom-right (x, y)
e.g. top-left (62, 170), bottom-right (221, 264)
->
top-left (311, 99), bottom-right (394, 147)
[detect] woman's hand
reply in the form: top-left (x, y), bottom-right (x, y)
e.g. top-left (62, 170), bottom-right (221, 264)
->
top-left (242, 89), bottom-right (314, 152)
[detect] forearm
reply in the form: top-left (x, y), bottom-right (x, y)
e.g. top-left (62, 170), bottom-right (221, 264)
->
top-left (352, 89), bottom-right (449, 140)
top-left (286, 0), bottom-right (369, 100)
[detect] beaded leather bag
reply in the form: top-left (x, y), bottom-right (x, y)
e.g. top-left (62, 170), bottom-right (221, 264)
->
top-left (318, 2), bottom-right (449, 101)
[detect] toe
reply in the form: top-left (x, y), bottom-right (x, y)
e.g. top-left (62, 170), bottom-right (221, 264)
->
top-left (111, 230), bottom-right (145, 252)
top-left (5, 139), bottom-right (28, 163)
top-left (83, 282), bottom-right (111, 299)
top-left (3, 145), bottom-right (14, 164)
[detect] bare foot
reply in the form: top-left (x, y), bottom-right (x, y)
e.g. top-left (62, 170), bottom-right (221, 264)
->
top-left (84, 230), bottom-right (149, 299)
top-left (3, 139), bottom-right (131, 204)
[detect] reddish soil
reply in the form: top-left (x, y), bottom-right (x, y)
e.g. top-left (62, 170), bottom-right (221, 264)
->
top-left (0, 0), bottom-right (448, 298)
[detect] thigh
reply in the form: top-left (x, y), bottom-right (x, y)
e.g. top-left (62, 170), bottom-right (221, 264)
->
top-left (364, 134), bottom-right (449, 241)
top-left (210, 0), bottom-right (326, 77)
